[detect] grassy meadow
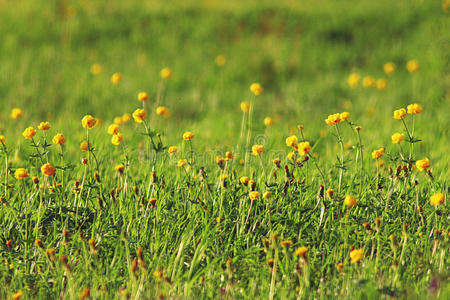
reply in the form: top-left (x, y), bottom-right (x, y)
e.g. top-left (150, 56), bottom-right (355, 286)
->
top-left (0, 0), bottom-right (449, 299)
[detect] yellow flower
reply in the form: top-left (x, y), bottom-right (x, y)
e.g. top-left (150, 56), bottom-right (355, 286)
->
top-left (0, 135), bottom-right (6, 145)
top-left (406, 60), bottom-right (420, 72)
top-left (383, 62), bottom-right (395, 75)
top-left (250, 83), bottom-right (263, 95)
top-left (111, 72), bottom-right (122, 84)
top-left (285, 135), bottom-right (298, 147)
top-left (225, 151), bottom-right (233, 160)
top-left (407, 103), bottom-right (423, 114)
top-left (168, 146), bottom-right (178, 154)
top-left (297, 141), bottom-right (311, 156)
top-left (107, 124), bottom-right (120, 135)
top-left (81, 115), bottom-right (97, 129)
top-left (132, 108), bottom-right (147, 123)
top-left (264, 117), bottom-right (274, 127)
top-left (22, 127), bottom-right (37, 140)
top-left (122, 113), bottom-right (132, 123)
top-left (362, 76), bottom-right (376, 88)
top-left (325, 113), bottom-right (341, 126)
top-left (115, 164), bottom-right (125, 172)
top-left (347, 73), bottom-right (360, 88)
top-left (138, 92), bottom-right (149, 102)
top-left (344, 195), bottom-right (357, 207)
top-left (156, 106), bottom-right (167, 116)
top-left (183, 131), bottom-right (194, 140)
top-left (38, 121), bottom-right (51, 131)
top-left (90, 63), bottom-right (102, 75)
top-left (287, 152), bottom-right (296, 161)
top-left (10, 108), bottom-right (23, 119)
top-left (240, 101), bottom-right (250, 113)
top-left (416, 158), bottom-right (430, 172)
top-left (391, 132), bottom-right (404, 144)
top-left (216, 54), bottom-right (226, 66)
top-left (41, 163), bottom-right (55, 177)
top-left (251, 144), bottom-right (264, 156)
top-left (240, 176), bottom-right (250, 185)
top-left (80, 141), bottom-right (90, 152)
top-left (350, 248), bottom-right (364, 263)
top-left (326, 189), bottom-right (334, 198)
top-left (430, 192), bottom-right (444, 207)
top-left (249, 191), bottom-right (260, 200)
top-left (263, 191), bottom-right (272, 199)
top-left (114, 116), bottom-right (124, 125)
top-left (160, 67), bottom-right (172, 79)
top-left (371, 147), bottom-right (385, 159)
top-left (177, 159), bottom-right (187, 167)
top-left (52, 133), bottom-right (66, 145)
top-left (111, 133), bottom-right (123, 146)
top-left (393, 108), bottom-right (406, 120)
top-left (340, 112), bottom-right (350, 121)
top-left (376, 79), bottom-right (387, 91)
top-left (14, 168), bottom-right (29, 180)
top-left (281, 240), bottom-right (292, 248)
top-left (12, 290), bottom-right (23, 300)
top-left (295, 246), bottom-right (308, 257)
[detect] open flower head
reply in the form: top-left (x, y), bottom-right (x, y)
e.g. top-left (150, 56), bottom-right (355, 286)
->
top-left (168, 146), bottom-right (178, 154)
top-left (52, 133), bottom-right (66, 145)
top-left (22, 127), bottom-right (37, 140)
top-left (138, 92), bottom-right (149, 102)
top-left (38, 121), bottom-right (51, 131)
top-left (407, 103), bottom-right (423, 114)
top-left (325, 113), bottom-right (341, 126)
top-left (41, 163), bottom-right (55, 177)
top-left (183, 131), bottom-right (194, 140)
top-left (298, 141), bottom-right (311, 156)
top-left (177, 159), bottom-right (187, 167)
top-left (285, 135), bottom-right (298, 147)
top-left (111, 72), bottom-right (122, 84)
top-left (295, 246), bottom-right (308, 257)
top-left (14, 168), bottom-right (29, 180)
top-left (391, 133), bottom-right (404, 144)
top-left (430, 192), bottom-right (444, 207)
top-left (371, 147), bottom-right (385, 159)
top-left (81, 115), bottom-right (97, 129)
top-left (107, 124), bottom-right (120, 135)
top-left (249, 191), bottom-right (260, 200)
top-left (0, 135), bottom-right (6, 145)
top-left (264, 117), bottom-right (274, 127)
top-left (344, 195), bottom-right (357, 207)
top-left (416, 158), bottom-right (430, 172)
top-left (111, 133), bottom-right (123, 146)
top-left (393, 108), bottom-right (406, 120)
top-left (250, 83), bottom-right (263, 95)
top-left (80, 141), bottom-right (90, 152)
top-left (252, 144), bottom-right (264, 156)
top-left (350, 249), bottom-right (364, 263)
top-left (132, 109), bottom-right (146, 123)
top-left (11, 108), bottom-right (23, 119)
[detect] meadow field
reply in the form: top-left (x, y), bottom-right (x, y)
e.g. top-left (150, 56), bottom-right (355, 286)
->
top-left (0, 0), bottom-right (449, 299)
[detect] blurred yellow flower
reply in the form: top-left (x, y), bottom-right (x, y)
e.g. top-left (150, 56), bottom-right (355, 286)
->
top-left (430, 192), bottom-right (444, 206)
top-left (391, 132), bottom-right (404, 144)
top-left (52, 133), bottom-right (66, 144)
top-left (407, 103), bottom-right (423, 114)
top-left (362, 76), bottom-right (376, 88)
top-left (347, 73), bottom-right (360, 88)
top-left (376, 79), bottom-right (387, 91)
top-left (371, 147), bottom-right (385, 159)
top-left (156, 106), bottom-right (167, 116)
top-left (22, 127), bottom-right (37, 140)
top-left (114, 116), bottom-right (124, 125)
top-left (263, 191), bottom-right (272, 199)
top-left (406, 60), bottom-right (420, 72)
top-left (168, 146), bottom-right (178, 154)
top-left (115, 164), bottom-right (125, 172)
top-left (177, 159), bottom-right (187, 167)
top-left (160, 67), bottom-right (173, 79)
top-left (122, 113), bottom-right (132, 123)
top-left (249, 191), bottom-right (260, 200)
top-left (138, 92), bottom-right (149, 102)
top-left (107, 124), bottom-right (120, 135)
top-left (298, 141), bottom-right (311, 156)
top-left (132, 109), bottom-right (146, 123)
top-left (14, 168), bottom-right (29, 180)
top-left (383, 62), bottom-right (395, 75)
top-left (350, 248), bottom-right (364, 263)
top-left (415, 158), bottom-right (430, 172)
top-left (12, 290), bottom-right (23, 300)
top-left (287, 152), bottom-right (296, 161)
top-left (250, 83), bottom-right (263, 95)
top-left (111, 72), bottom-right (122, 84)
top-left (111, 133), bottom-right (123, 146)
top-left (240, 102), bottom-right (250, 113)
top-left (295, 246), bottom-right (308, 256)
top-left (10, 108), bottom-right (23, 119)
top-left (41, 163), bottom-right (55, 177)
top-left (80, 141), bottom-right (90, 152)
top-left (251, 144), bottom-right (264, 156)
top-left (0, 135), bottom-right (6, 145)
top-left (340, 112), bottom-right (350, 121)
top-left (285, 135), bottom-right (298, 147)
top-left (393, 108), bottom-right (406, 120)
top-left (216, 54), bottom-right (226, 66)
top-left (81, 115), bottom-right (97, 129)
top-left (264, 117), bottom-right (274, 127)
top-left (90, 63), bottom-right (102, 75)
top-left (240, 176), bottom-right (250, 185)
top-left (38, 121), bottom-right (51, 131)
top-left (344, 195), bottom-right (357, 207)
top-left (183, 131), bottom-right (194, 140)
top-left (325, 113), bottom-right (341, 126)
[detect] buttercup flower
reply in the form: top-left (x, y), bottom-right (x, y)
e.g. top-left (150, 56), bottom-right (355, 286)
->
top-left (11, 108), bottom-right (23, 119)
top-left (298, 141), bottom-right (311, 156)
top-left (407, 103), bottom-right (423, 114)
top-left (81, 115), bottom-right (97, 129)
top-left (225, 151), bottom-right (233, 160)
top-left (264, 117), bottom-right (274, 127)
top-left (326, 189), bottom-right (334, 198)
top-left (183, 131), bottom-right (194, 140)
top-left (111, 133), bottom-right (123, 146)
top-left (107, 124), bottom-right (120, 135)
top-left (160, 67), bottom-right (172, 79)
top-left (325, 113), bottom-right (341, 126)
top-left (406, 60), bottom-right (420, 72)
top-left (15, 168), bottom-right (29, 180)
top-left (52, 133), bottom-right (66, 145)
top-left (376, 79), bottom-right (387, 91)
top-left (114, 116), bottom-right (124, 125)
top-left (90, 63), bottom-right (102, 75)
top-left (415, 158), bottom-right (430, 172)
top-left (132, 109), bottom-right (146, 123)
top-left (430, 192), bottom-right (444, 207)
top-left (384, 62), bottom-right (395, 75)
top-left (80, 141), bottom-right (90, 152)
top-left (122, 113), bottom-right (132, 123)
top-left (362, 76), bottom-right (376, 88)
top-left (177, 159), bottom-right (187, 167)
top-left (251, 144), bottom-right (264, 156)
top-left (240, 102), bottom-right (250, 113)
top-left (240, 176), bottom-right (250, 185)
top-left (22, 127), bottom-right (37, 140)
top-left (138, 92), bottom-right (149, 102)
top-left (0, 135), bottom-right (6, 144)
top-left (41, 163), bottom-right (55, 177)
top-left (249, 191), bottom-right (260, 200)
top-left (350, 249), bottom-right (364, 263)
top-left (216, 54), bottom-right (226, 66)
top-left (371, 147), bottom-right (385, 159)
top-left (115, 164), bottom-right (125, 172)
top-left (250, 83), bottom-right (263, 95)
top-left (347, 73), bottom-right (360, 88)
top-left (340, 112), bottom-right (350, 121)
top-left (393, 108), bottom-right (406, 120)
top-left (344, 195), bottom-right (357, 207)
top-left (285, 135), bottom-right (298, 147)
top-left (111, 72), bottom-right (122, 84)
top-left (38, 121), bottom-right (51, 131)
top-left (295, 246), bottom-right (308, 257)
top-left (168, 146), bottom-right (178, 154)
top-left (391, 133), bottom-right (404, 144)
top-left (156, 106), bottom-right (167, 116)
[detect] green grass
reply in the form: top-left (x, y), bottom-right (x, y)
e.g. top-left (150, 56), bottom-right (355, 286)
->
top-left (0, 0), bottom-right (448, 299)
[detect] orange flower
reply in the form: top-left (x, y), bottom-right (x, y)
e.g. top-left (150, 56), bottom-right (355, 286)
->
top-left (22, 127), bottom-right (37, 140)
top-left (41, 163), bottom-right (56, 177)
top-left (81, 115), bottom-right (97, 129)
top-left (132, 109), bottom-right (146, 123)
top-left (183, 131), bottom-right (194, 140)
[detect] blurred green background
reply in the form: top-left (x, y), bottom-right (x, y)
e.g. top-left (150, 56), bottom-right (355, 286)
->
top-left (0, 0), bottom-right (448, 173)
